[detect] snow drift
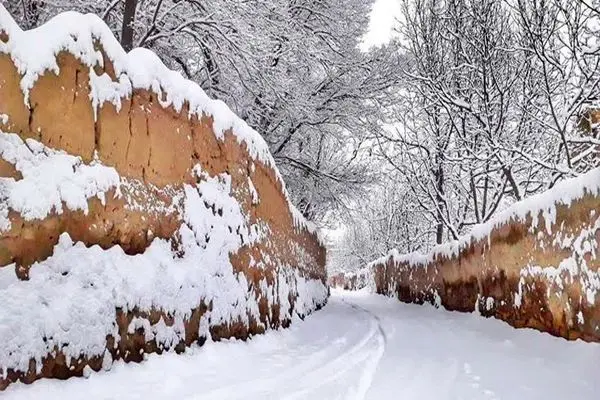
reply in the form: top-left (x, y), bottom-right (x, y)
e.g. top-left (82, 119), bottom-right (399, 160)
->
top-left (367, 168), bottom-right (600, 342)
top-left (0, 6), bottom-right (327, 389)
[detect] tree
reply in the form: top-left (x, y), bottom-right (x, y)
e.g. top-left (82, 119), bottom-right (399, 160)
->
top-left (371, 0), bottom-right (600, 252)
top-left (120, 0), bottom-right (137, 51)
top-left (513, 0), bottom-right (600, 178)
top-left (326, 171), bottom-right (432, 274)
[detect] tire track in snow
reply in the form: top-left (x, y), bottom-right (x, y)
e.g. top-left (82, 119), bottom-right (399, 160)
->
top-left (282, 309), bottom-right (384, 400)
top-left (198, 298), bottom-right (385, 400)
top-left (344, 301), bottom-right (388, 349)
top-left (341, 298), bottom-right (386, 400)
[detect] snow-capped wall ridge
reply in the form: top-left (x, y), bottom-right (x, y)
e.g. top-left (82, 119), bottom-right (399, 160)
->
top-left (375, 167), bottom-right (600, 268)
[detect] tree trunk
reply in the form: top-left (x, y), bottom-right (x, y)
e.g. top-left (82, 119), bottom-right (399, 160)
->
top-left (23, 0), bottom-right (44, 29)
top-left (435, 162), bottom-right (444, 245)
top-left (121, 0), bottom-right (138, 52)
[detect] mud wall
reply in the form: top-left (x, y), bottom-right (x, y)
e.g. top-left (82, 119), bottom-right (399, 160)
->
top-left (0, 9), bottom-right (327, 389)
top-left (370, 182), bottom-right (600, 342)
top-left (329, 273), bottom-right (348, 288)
top-left (329, 268), bottom-right (371, 291)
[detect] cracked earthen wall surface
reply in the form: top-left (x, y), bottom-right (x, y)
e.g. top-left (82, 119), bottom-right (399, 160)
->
top-left (371, 194), bottom-right (600, 342)
top-left (0, 20), bottom-right (327, 389)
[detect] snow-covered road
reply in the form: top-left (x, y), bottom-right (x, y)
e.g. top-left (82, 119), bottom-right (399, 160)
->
top-left (5, 290), bottom-right (600, 399)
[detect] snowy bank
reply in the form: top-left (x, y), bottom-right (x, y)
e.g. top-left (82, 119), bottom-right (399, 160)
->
top-left (0, 6), bottom-right (327, 389)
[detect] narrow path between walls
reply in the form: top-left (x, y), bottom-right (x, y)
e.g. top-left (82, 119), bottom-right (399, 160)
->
top-left (5, 290), bottom-right (600, 400)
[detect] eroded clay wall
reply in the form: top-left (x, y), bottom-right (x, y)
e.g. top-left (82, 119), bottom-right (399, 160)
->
top-left (371, 189), bottom-right (600, 342)
top-left (0, 10), bottom-right (327, 389)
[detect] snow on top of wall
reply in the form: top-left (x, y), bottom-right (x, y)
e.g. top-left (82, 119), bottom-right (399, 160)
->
top-left (516, 208), bottom-right (600, 306)
top-left (0, 6), bottom-right (320, 239)
top-left (370, 167), bottom-right (600, 268)
top-left (0, 132), bottom-right (119, 232)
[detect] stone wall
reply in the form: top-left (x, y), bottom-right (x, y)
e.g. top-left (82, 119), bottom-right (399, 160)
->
top-left (370, 172), bottom-right (600, 342)
top-left (0, 8), bottom-right (327, 389)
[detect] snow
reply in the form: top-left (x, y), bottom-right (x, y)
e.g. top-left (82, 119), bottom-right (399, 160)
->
top-left (0, 219), bottom-right (326, 375)
top-left (371, 167), bottom-right (600, 267)
top-left (578, 311), bottom-right (585, 325)
top-left (0, 131), bottom-right (327, 376)
top-left (247, 177), bottom-right (260, 205)
top-left (0, 5), bottom-right (319, 240)
top-left (4, 290), bottom-right (599, 399)
top-left (0, 132), bottom-right (119, 231)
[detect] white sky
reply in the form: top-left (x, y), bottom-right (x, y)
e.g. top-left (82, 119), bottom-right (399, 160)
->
top-left (325, 0), bottom-right (400, 250)
top-left (361, 0), bottom-right (401, 50)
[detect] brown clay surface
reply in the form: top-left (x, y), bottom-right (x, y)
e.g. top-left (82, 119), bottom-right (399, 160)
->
top-left (372, 195), bottom-right (600, 343)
